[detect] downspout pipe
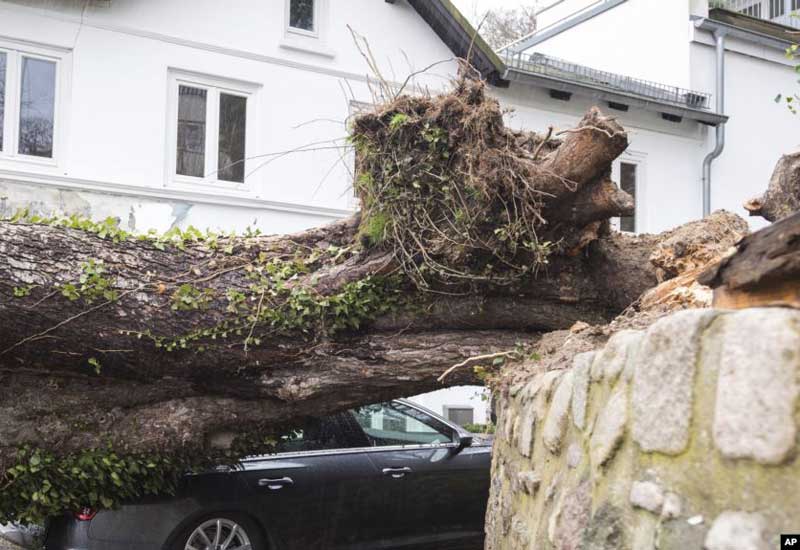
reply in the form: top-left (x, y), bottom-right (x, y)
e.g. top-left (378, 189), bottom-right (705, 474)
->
top-left (702, 28), bottom-right (727, 217)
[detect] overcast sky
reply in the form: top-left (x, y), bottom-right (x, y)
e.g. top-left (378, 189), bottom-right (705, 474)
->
top-left (451, 0), bottom-right (533, 24)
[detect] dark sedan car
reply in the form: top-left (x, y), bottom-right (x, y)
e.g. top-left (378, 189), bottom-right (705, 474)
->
top-left (44, 399), bottom-right (492, 550)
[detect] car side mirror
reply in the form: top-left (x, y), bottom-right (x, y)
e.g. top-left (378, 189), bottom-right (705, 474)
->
top-left (451, 433), bottom-right (473, 455)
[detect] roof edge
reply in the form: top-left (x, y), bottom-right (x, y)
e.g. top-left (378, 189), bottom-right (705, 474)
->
top-left (407, 0), bottom-right (507, 84)
top-left (504, 67), bottom-right (728, 126)
top-left (437, 0), bottom-right (506, 74)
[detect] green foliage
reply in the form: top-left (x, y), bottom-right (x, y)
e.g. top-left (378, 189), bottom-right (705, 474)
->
top-left (0, 431), bottom-right (297, 524)
top-left (128, 251), bottom-right (402, 353)
top-left (421, 122), bottom-right (448, 155)
top-left (0, 447), bottom-right (186, 525)
top-left (389, 113), bottom-right (410, 131)
top-left (170, 284), bottom-right (215, 312)
top-left (80, 260), bottom-right (118, 303)
top-left (60, 283), bottom-right (81, 302)
top-left (463, 423), bottom-right (496, 434)
top-left (4, 210), bottom-right (252, 254)
top-left (12, 285), bottom-right (33, 298)
top-left (59, 260), bottom-right (118, 303)
top-left (87, 357), bottom-right (102, 375)
top-left (358, 211), bottom-right (389, 247)
top-left (777, 40), bottom-right (800, 114)
top-left (225, 289), bottom-right (248, 313)
top-left (9, 210), bottom-right (132, 242)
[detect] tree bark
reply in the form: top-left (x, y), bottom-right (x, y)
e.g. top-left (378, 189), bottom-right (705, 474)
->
top-left (744, 149), bottom-right (800, 222)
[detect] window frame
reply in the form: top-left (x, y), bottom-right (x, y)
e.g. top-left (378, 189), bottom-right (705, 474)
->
top-left (611, 152), bottom-right (647, 234)
top-left (285, 0), bottom-right (320, 38)
top-left (166, 70), bottom-right (258, 191)
top-left (0, 39), bottom-right (65, 167)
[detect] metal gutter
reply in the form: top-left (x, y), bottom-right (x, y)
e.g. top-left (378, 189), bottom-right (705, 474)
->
top-left (504, 0), bottom-right (628, 54)
top-left (693, 15), bottom-right (793, 50)
top-left (502, 67), bottom-right (729, 126)
top-left (702, 29), bottom-right (728, 217)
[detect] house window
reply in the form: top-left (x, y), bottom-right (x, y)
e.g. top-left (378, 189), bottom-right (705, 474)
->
top-left (218, 93), bottom-right (247, 183)
top-left (18, 57), bottom-right (56, 158)
top-left (169, 72), bottom-right (256, 186)
top-left (177, 86), bottom-right (207, 178)
top-left (618, 161), bottom-right (638, 233)
top-left (0, 44), bottom-right (61, 161)
top-left (289, 0), bottom-right (315, 33)
top-left (445, 407), bottom-right (474, 427)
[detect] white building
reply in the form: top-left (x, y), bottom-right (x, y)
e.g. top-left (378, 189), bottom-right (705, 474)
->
top-left (0, 0), bottom-right (794, 428)
top-left (0, 0), bottom-right (462, 233)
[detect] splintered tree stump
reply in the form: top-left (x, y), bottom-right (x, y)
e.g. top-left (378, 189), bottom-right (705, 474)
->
top-left (699, 210), bottom-right (800, 310)
top-left (744, 149), bottom-right (800, 222)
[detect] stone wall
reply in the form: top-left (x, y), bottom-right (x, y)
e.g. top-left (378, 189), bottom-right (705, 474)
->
top-left (486, 308), bottom-right (800, 550)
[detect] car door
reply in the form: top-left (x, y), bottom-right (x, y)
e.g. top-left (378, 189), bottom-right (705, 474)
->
top-left (321, 412), bottom-right (406, 550)
top-left (237, 414), bottom-right (368, 550)
top-left (348, 401), bottom-right (488, 549)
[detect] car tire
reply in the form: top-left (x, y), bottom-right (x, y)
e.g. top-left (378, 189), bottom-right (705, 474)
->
top-left (170, 513), bottom-right (266, 550)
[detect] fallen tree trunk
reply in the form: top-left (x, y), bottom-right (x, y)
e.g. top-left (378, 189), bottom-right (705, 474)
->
top-left (0, 77), bottom-right (748, 522)
top-left (0, 205), bottom-right (745, 465)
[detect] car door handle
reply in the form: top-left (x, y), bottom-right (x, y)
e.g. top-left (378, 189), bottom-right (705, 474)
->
top-left (258, 477), bottom-right (294, 490)
top-left (382, 467), bottom-right (412, 479)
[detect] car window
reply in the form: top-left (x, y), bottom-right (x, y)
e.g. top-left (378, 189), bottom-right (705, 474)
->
top-left (273, 413), bottom-right (368, 453)
top-left (350, 402), bottom-right (455, 447)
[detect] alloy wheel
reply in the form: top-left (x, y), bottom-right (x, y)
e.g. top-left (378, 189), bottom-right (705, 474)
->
top-left (184, 518), bottom-right (252, 550)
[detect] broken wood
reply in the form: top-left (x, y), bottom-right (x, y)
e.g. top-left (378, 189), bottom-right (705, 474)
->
top-left (699, 210), bottom-right (800, 309)
top-left (744, 149), bottom-right (800, 222)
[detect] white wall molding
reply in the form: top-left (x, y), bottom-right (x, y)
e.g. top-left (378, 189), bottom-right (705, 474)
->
top-left (0, 168), bottom-right (353, 218)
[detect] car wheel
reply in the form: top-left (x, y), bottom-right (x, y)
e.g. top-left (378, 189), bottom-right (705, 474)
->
top-left (172, 514), bottom-right (265, 550)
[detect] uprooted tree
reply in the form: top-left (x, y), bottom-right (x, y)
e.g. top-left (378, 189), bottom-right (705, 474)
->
top-left (0, 77), bottom-right (747, 523)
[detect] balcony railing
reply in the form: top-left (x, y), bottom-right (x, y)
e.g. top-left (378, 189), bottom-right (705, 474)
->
top-left (712, 0), bottom-right (800, 29)
top-left (504, 52), bottom-right (713, 111)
